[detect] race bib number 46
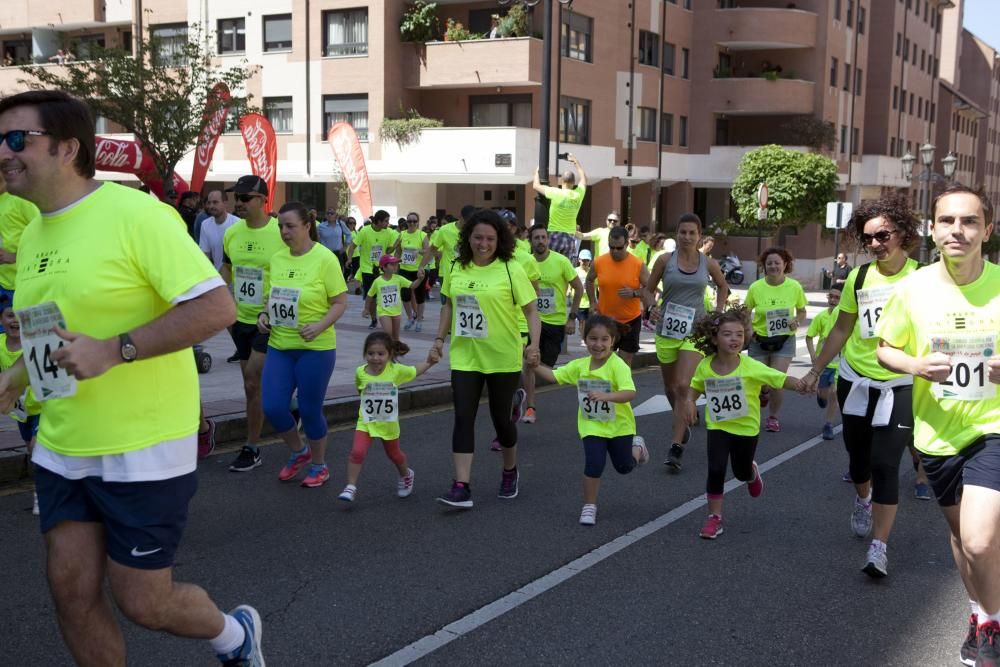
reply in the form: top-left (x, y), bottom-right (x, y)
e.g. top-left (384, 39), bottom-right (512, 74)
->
top-left (268, 287), bottom-right (300, 328)
top-left (856, 285), bottom-right (894, 339)
top-left (362, 382), bottom-right (398, 423)
top-left (765, 308), bottom-right (792, 335)
top-left (660, 302), bottom-right (696, 340)
top-left (704, 376), bottom-right (748, 422)
top-left (234, 266), bottom-right (263, 306)
top-left (932, 334), bottom-right (998, 401)
top-left (578, 379), bottom-right (614, 422)
top-left (455, 294), bottom-right (487, 338)
top-left (17, 302), bottom-right (76, 401)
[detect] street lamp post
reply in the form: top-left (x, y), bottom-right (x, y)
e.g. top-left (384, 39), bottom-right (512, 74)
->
top-left (901, 144), bottom-right (957, 263)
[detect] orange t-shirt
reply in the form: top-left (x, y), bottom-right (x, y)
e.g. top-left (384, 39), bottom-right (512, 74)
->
top-left (593, 253), bottom-right (644, 323)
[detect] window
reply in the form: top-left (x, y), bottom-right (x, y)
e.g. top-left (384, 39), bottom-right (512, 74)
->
top-left (559, 97), bottom-right (590, 145)
top-left (896, 33), bottom-right (901, 56)
top-left (217, 18), bottom-right (246, 54)
top-left (715, 118), bottom-right (730, 146)
top-left (263, 14), bottom-right (292, 52)
top-left (830, 57), bottom-right (838, 87)
top-left (840, 124), bottom-right (847, 153)
top-left (855, 67), bottom-right (863, 96)
top-left (893, 85), bottom-right (898, 109)
top-left (663, 42), bottom-right (676, 75)
top-left (264, 97), bottom-right (293, 133)
top-left (661, 113), bottom-right (673, 145)
top-left (94, 113), bottom-right (110, 135)
top-left (560, 12), bottom-right (593, 62)
top-left (681, 48), bottom-right (690, 79)
top-left (150, 23), bottom-right (188, 65)
top-left (679, 115), bottom-right (688, 147)
top-left (931, 102), bottom-right (936, 122)
top-left (918, 97), bottom-right (923, 117)
top-left (74, 35), bottom-right (106, 60)
top-left (470, 95), bottom-right (531, 127)
top-left (834, 0), bottom-right (841, 20)
top-left (847, 0), bottom-right (853, 28)
top-left (323, 8), bottom-right (368, 57)
top-left (904, 38), bottom-right (909, 59)
top-left (638, 107), bottom-right (657, 142)
top-left (843, 64), bottom-right (850, 91)
top-left (920, 49), bottom-right (925, 71)
top-left (323, 94), bottom-right (368, 140)
top-left (890, 137), bottom-right (896, 156)
top-left (858, 6), bottom-right (865, 33)
top-left (909, 92), bottom-right (914, 114)
top-left (851, 127), bottom-right (859, 155)
top-left (638, 31), bottom-right (659, 67)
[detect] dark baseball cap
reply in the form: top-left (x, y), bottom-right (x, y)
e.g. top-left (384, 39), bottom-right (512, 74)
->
top-left (460, 205), bottom-right (477, 220)
top-left (225, 175), bottom-right (269, 197)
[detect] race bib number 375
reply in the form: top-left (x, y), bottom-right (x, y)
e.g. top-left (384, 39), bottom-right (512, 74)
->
top-left (362, 382), bottom-right (397, 423)
top-left (17, 302), bottom-right (77, 401)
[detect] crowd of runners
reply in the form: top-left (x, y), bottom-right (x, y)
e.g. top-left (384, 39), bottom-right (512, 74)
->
top-left (0, 89), bottom-right (998, 666)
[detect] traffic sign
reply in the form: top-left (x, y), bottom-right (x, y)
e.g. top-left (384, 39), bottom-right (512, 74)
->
top-left (757, 182), bottom-right (768, 208)
top-left (825, 202), bottom-right (853, 229)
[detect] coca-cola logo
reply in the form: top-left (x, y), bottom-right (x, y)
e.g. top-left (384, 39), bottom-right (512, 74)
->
top-left (95, 138), bottom-right (142, 171)
top-left (242, 118), bottom-right (275, 183)
top-left (196, 107), bottom-right (227, 167)
top-left (330, 127), bottom-right (365, 193)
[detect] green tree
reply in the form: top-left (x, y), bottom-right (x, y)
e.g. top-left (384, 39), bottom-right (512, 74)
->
top-left (19, 26), bottom-right (257, 200)
top-left (731, 144), bottom-right (838, 229)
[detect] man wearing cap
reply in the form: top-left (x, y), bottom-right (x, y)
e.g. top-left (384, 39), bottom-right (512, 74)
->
top-left (221, 175), bottom-right (285, 472)
top-left (533, 153), bottom-right (587, 263)
top-left (346, 209), bottom-right (398, 329)
top-left (576, 210), bottom-right (619, 258)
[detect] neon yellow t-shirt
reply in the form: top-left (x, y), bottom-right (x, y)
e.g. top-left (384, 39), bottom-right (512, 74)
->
top-left (576, 266), bottom-right (591, 309)
top-left (0, 192), bottom-right (40, 290)
top-left (837, 259), bottom-right (919, 381)
top-left (581, 227), bottom-right (610, 257)
top-left (222, 218), bottom-right (285, 325)
top-left (629, 240), bottom-right (650, 264)
top-left (398, 229), bottom-right (426, 271)
top-left (355, 362), bottom-right (418, 440)
top-left (744, 277), bottom-right (807, 338)
top-left (367, 273), bottom-right (412, 317)
top-left (442, 258), bottom-right (536, 373)
top-left (691, 354), bottom-right (787, 437)
top-left (544, 185), bottom-right (586, 234)
top-left (515, 246), bottom-right (541, 334)
top-left (876, 262), bottom-right (1000, 457)
top-left (355, 225), bottom-right (399, 275)
top-left (14, 183), bottom-right (219, 456)
top-left (806, 307), bottom-right (841, 370)
top-left (431, 223), bottom-right (461, 275)
top-left (0, 334), bottom-right (41, 420)
top-left (534, 251), bottom-right (577, 326)
top-left (553, 354), bottom-right (636, 438)
top-left (516, 238), bottom-right (531, 254)
top-left (265, 243), bottom-right (347, 351)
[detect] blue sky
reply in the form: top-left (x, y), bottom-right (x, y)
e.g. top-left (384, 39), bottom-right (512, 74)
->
top-left (963, 0), bottom-right (1000, 52)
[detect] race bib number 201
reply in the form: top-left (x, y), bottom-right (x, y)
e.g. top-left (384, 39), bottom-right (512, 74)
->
top-left (932, 334), bottom-right (998, 401)
top-left (17, 302), bottom-right (76, 401)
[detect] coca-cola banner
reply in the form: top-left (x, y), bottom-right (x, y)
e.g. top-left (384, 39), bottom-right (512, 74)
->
top-left (327, 122), bottom-right (373, 220)
top-left (238, 113), bottom-right (277, 212)
top-left (190, 82), bottom-right (231, 195)
top-left (95, 136), bottom-right (189, 201)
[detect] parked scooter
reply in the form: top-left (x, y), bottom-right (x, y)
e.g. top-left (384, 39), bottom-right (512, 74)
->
top-left (719, 253), bottom-right (745, 285)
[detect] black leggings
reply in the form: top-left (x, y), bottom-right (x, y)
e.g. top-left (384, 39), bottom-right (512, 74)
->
top-left (706, 430), bottom-right (758, 496)
top-left (582, 435), bottom-right (636, 478)
top-left (399, 268), bottom-right (427, 305)
top-left (451, 370), bottom-right (521, 454)
top-left (837, 378), bottom-right (913, 505)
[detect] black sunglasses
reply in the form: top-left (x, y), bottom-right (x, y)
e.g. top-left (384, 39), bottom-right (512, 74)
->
top-left (235, 193), bottom-right (263, 203)
top-left (861, 229), bottom-right (897, 245)
top-left (0, 129), bottom-right (50, 152)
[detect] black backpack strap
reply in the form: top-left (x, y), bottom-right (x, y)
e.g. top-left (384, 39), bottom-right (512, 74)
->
top-left (853, 262), bottom-right (872, 305)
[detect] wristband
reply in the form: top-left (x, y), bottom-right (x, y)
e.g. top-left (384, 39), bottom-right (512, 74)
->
top-left (434, 337), bottom-right (445, 343)
top-left (806, 369), bottom-right (819, 377)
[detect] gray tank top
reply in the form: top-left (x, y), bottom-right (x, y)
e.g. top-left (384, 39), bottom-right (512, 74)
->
top-left (661, 251), bottom-right (710, 317)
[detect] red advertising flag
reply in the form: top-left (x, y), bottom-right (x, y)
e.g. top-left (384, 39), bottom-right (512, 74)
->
top-left (95, 136), bottom-right (189, 201)
top-left (190, 82), bottom-right (231, 194)
top-left (239, 113), bottom-right (277, 212)
top-left (327, 122), bottom-right (373, 220)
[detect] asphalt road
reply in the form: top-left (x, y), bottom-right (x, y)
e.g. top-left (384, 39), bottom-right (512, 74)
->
top-left (0, 367), bottom-right (969, 666)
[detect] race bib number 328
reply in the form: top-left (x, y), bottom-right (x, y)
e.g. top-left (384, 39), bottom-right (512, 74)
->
top-left (17, 302), bottom-right (77, 401)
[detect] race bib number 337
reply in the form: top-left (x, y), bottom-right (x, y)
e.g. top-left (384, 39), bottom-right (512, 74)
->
top-left (17, 302), bottom-right (77, 401)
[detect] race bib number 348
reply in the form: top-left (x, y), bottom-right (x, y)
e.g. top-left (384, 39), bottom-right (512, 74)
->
top-left (704, 376), bottom-right (748, 422)
top-left (17, 302), bottom-right (77, 401)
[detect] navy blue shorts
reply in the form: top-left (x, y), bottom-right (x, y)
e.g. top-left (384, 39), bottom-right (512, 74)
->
top-left (17, 415), bottom-right (39, 443)
top-left (920, 435), bottom-right (1000, 507)
top-left (818, 367), bottom-right (837, 389)
top-left (34, 466), bottom-right (198, 570)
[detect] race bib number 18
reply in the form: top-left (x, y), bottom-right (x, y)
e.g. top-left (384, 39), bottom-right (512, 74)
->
top-left (17, 302), bottom-right (77, 401)
top-left (932, 334), bottom-right (997, 401)
top-left (704, 376), bottom-right (748, 422)
top-left (856, 285), bottom-right (894, 339)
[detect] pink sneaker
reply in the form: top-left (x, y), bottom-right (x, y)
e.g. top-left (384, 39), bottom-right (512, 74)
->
top-left (301, 464), bottom-right (330, 488)
top-left (278, 448), bottom-right (312, 481)
top-left (490, 438), bottom-right (502, 452)
top-left (747, 461), bottom-right (764, 498)
top-left (765, 416), bottom-right (780, 432)
top-left (197, 419), bottom-right (216, 460)
top-left (699, 514), bottom-right (724, 539)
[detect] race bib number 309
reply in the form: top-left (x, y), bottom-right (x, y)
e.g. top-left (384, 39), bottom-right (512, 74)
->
top-left (17, 302), bottom-right (76, 401)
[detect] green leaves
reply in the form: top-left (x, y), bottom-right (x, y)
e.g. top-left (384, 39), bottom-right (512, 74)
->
top-left (400, 1), bottom-right (442, 43)
top-left (380, 109), bottom-right (443, 148)
top-left (731, 145), bottom-right (838, 229)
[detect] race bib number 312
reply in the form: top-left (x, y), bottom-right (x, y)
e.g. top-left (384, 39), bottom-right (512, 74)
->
top-left (17, 302), bottom-right (77, 401)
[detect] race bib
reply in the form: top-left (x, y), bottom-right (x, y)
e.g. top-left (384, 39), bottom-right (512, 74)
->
top-left (659, 302), bottom-right (696, 340)
top-left (268, 287), bottom-right (300, 328)
top-left (856, 285), bottom-right (894, 339)
top-left (537, 287), bottom-right (557, 315)
top-left (402, 248), bottom-right (418, 266)
top-left (932, 334), bottom-right (997, 401)
top-left (380, 285), bottom-right (400, 311)
top-left (361, 382), bottom-right (397, 423)
top-left (455, 294), bottom-right (487, 338)
top-left (704, 376), bottom-right (748, 422)
top-left (17, 302), bottom-right (76, 401)
top-left (9, 392), bottom-right (27, 421)
top-left (578, 379), bottom-right (614, 422)
top-left (234, 266), bottom-right (263, 306)
top-left (766, 308), bottom-right (792, 335)
top-left (369, 244), bottom-right (384, 265)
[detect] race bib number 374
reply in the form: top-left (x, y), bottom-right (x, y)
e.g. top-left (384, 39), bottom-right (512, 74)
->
top-left (17, 302), bottom-right (77, 401)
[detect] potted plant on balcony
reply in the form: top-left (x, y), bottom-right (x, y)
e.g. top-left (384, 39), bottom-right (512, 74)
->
top-left (498, 4), bottom-right (530, 38)
top-left (444, 18), bottom-right (479, 42)
top-left (381, 108), bottom-right (444, 148)
top-left (400, 1), bottom-right (442, 43)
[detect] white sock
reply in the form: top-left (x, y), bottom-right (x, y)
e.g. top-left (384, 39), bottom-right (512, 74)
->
top-left (871, 539), bottom-right (886, 551)
top-left (209, 614), bottom-right (246, 655)
top-left (858, 492), bottom-right (872, 505)
top-left (972, 600), bottom-right (981, 618)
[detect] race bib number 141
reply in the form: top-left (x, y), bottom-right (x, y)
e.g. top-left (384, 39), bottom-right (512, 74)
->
top-left (17, 302), bottom-right (77, 401)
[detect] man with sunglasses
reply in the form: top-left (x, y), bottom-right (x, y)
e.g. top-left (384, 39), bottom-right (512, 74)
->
top-left (0, 90), bottom-right (264, 666)
top-left (876, 185), bottom-right (1000, 666)
top-left (222, 175), bottom-right (286, 473)
top-left (576, 211), bottom-right (620, 258)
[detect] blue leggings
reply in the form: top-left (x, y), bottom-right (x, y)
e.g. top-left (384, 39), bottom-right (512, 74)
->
top-left (262, 347), bottom-right (337, 441)
top-left (582, 435), bottom-right (636, 478)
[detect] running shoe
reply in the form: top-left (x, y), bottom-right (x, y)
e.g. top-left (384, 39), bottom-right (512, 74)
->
top-left (699, 514), bottom-right (724, 539)
top-left (414, 321), bottom-right (423, 332)
top-left (229, 446), bottom-right (262, 473)
top-left (817, 393), bottom-right (828, 409)
top-left (579, 504), bottom-right (597, 526)
top-left (665, 443), bottom-right (684, 471)
top-left (521, 407), bottom-right (537, 424)
top-left (913, 482), bottom-right (933, 501)
top-left (851, 496), bottom-right (873, 537)
top-left (490, 438), bottom-right (502, 452)
top-left (277, 448), bottom-right (312, 482)
top-left (436, 481), bottom-right (473, 509)
top-left (978, 621), bottom-right (1000, 667)
top-left (633, 436), bottom-right (649, 466)
top-left (197, 419), bottom-right (217, 459)
top-left (300, 464), bottom-right (330, 488)
top-left (368, 320), bottom-right (377, 329)
top-left (511, 388), bottom-right (528, 423)
top-left (218, 604), bottom-right (265, 667)
top-left (765, 416), bottom-right (780, 432)
top-left (822, 422), bottom-right (835, 440)
top-left (681, 425), bottom-right (692, 445)
top-left (338, 485), bottom-right (357, 502)
top-left (759, 387), bottom-right (770, 407)
top-left (961, 614), bottom-right (979, 666)
top-left (862, 541), bottom-right (888, 578)
top-left (841, 470), bottom-right (853, 483)
top-left (398, 468), bottom-right (415, 498)
top-left (747, 461), bottom-right (764, 498)
top-left (404, 318), bottom-right (415, 331)
top-left (32, 491), bottom-right (39, 516)
top-left (227, 352), bottom-right (241, 363)
top-left (498, 467), bottom-right (519, 499)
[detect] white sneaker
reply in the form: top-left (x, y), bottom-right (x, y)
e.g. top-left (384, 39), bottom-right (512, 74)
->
top-left (851, 496), bottom-right (872, 537)
top-left (338, 485), bottom-right (357, 502)
top-left (632, 436), bottom-right (649, 466)
top-left (397, 469), bottom-right (414, 498)
top-left (32, 491), bottom-right (39, 516)
top-left (579, 504), bottom-right (597, 526)
top-left (862, 541), bottom-right (888, 578)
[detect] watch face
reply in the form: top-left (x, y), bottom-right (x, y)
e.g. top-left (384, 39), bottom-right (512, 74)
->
top-left (122, 343), bottom-right (137, 361)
